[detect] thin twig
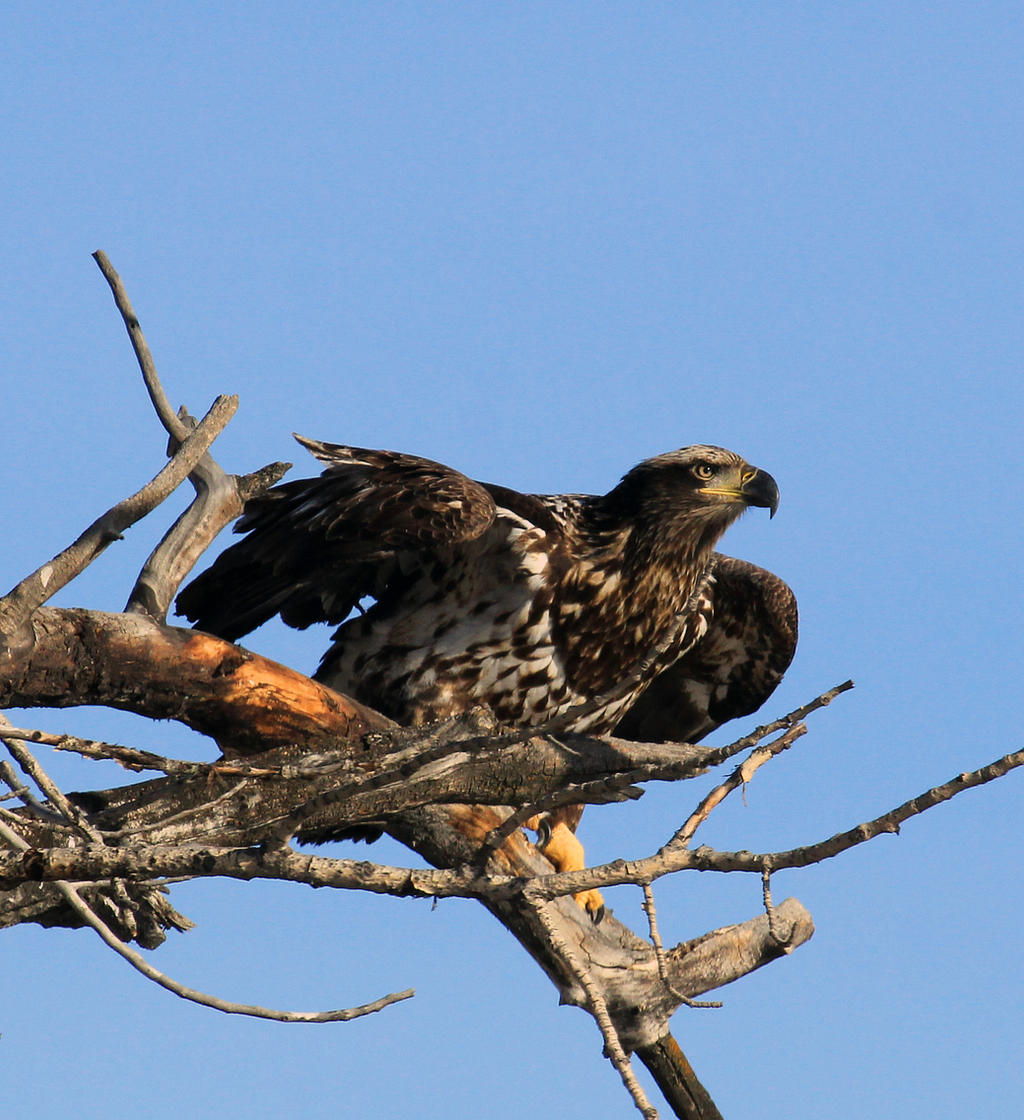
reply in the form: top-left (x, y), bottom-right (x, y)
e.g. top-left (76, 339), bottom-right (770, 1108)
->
top-left (52, 734), bottom-right (200, 775)
top-left (0, 817), bottom-right (413, 1023)
top-left (0, 716), bottom-right (104, 843)
top-left (761, 863), bottom-right (792, 945)
top-left (663, 722), bottom-right (807, 853)
top-left (530, 897), bottom-right (659, 1120)
top-left (641, 883), bottom-right (721, 1009)
top-left (691, 679), bottom-right (854, 773)
top-left (93, 250), bottom-right (290, 622)
top-left (477, 683), bottom-right (851, 871)
top-left (92, 250), bottom-right (190, 444)
top-left (515, 743), bottom-right (1024, 903)
top-left (0, 759), bottom-right (52, 816)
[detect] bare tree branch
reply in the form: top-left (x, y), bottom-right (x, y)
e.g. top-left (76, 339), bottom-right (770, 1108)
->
top-left (3, 727), bottom-right (208, 776)
top-left (502, 745), bottom-right (1024, 904)
top-left (662, 721), bottom-right (807, 852)
top-left (530, 896), bottom-right (659, 1119)
top-left (0, 395), bottom-right (236, 645)
top-left (92, 250), bottom-right (289, 623)
top-left (92, 250), bottom-right (189, 443)
top-left (642, 883), bottom-right (721, 1009)
top-left (634, 1036), bottom-right (724, 1120)
top-left (125, 450), bottom-right (290, 623)
top-left (0, 607), bottom-right (392, 754)
top-left (0, 816), bottom-right (413, 1023)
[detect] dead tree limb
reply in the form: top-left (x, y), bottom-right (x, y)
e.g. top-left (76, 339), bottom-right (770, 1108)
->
top-left (0, 396), bottom-right (236, 649)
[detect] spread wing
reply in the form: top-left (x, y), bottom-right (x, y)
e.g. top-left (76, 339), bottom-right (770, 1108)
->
top-left (613, 554), bottom-right (798, 744)
top-left (176, 436), bottom-right (497, 641)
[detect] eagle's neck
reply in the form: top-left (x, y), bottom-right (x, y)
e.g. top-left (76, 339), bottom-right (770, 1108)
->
top-left (553, 501), bottom-right (730, 695)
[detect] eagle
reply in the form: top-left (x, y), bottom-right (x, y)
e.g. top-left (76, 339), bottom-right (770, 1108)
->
top-left (177, 437), bottom-right (797, 917)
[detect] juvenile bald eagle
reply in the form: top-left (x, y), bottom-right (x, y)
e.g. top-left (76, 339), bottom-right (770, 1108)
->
top-left (178, 438), bottom-right (797, 914)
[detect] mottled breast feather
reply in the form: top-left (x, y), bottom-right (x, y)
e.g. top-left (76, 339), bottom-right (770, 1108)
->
top-left (613, 554), bottom-right (798, 743)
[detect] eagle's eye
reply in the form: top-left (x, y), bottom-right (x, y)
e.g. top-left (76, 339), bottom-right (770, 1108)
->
top-left (692, 463), bottom-right (716, 481)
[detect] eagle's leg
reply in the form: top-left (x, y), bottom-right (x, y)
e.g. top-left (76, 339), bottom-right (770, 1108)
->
top-left (526, 814), bottom-right (605, 922)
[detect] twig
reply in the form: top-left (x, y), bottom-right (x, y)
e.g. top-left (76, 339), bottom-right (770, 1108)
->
top-left (92, 250), bottom-right (190, 444)
top-left (689, 679), bottom-right (854, 774)
top-left (51, 733), bottom-right (200, 775)
top-left (641, 883), bottom-right (721, 1010)
top-left (487, 680), bottom-right (853, 831)
top-left (662, 722), bottom-right (807, 853)
top-left (517, 744), bottom-right (1024, 902)
top-left (0, 816), bottom-right (413, 1023)
top-left (0, 759), bottom-right (54, 817)
top-left (709, 746), bottom-right (1024, 873)
top-left (760, 863), bottom-right (792, 945)
top-left (529, 897), bottom-right (659, 1120)
top-left (0, 716), bottom-right (104, 843)
top-left (93, 249), bottom-right (290, 622)
top-left (39, 728), bottom-right (340, 779)
top-left (476, 683), bottom-right (851, 873)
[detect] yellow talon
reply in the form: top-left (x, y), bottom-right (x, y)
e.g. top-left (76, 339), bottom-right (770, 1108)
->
top-left (526, 816), bottom-right (605, 921)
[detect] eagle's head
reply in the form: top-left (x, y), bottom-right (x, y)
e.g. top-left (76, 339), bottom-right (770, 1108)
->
top-left (608, 445), bottom-right (779, 536)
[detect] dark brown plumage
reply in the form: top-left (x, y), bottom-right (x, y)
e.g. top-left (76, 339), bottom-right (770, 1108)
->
top-left (177, 436), bottom-right (796, 913)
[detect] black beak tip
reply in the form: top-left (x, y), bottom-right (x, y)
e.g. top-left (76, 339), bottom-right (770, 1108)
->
top-left (745, 469), bottom-right (780, 518)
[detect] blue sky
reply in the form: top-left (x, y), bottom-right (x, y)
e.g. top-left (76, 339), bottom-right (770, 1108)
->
top-left (3, 5), bottom-right (1021, 1117)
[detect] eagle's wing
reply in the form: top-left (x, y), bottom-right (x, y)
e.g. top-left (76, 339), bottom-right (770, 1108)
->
top-left (176, 436), bottom-right (497, 641)
top-left (612, 554), bottom-right (798, 744)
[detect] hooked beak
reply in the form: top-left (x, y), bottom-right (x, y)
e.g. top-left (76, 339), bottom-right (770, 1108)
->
top-left (740, 467), bottom-right (780, 518)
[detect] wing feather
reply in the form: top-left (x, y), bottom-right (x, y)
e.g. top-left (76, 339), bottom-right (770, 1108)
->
top-left (176, 436), bottom-right (497, 640)
top-left (613, 555), bottom-right (798, 744)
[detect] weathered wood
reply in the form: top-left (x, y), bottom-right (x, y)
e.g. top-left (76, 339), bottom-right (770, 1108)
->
top-left (0, 398), bottom-right (237, 649)
top-left (0, 607), bottom-right (389, 753)
top-left (0, 603), bottom-right (813, 1041)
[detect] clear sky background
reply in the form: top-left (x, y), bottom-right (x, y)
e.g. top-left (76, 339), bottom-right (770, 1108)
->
top-left (3, 5), bottom-right (1021, 1118)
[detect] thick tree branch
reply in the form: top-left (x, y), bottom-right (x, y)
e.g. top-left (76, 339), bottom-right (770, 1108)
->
top-left (126, 451), bottom-right (291, 623)
top-left (0, 608), bottom-right (389, 753)
top-left (634, 1036), bottom-right (723, 1120)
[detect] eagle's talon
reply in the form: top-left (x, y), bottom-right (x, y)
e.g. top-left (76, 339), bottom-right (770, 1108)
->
top-left (534, 816), bottom-right (552, 851)
top-left (575, 889), bottom-right (605, 923)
